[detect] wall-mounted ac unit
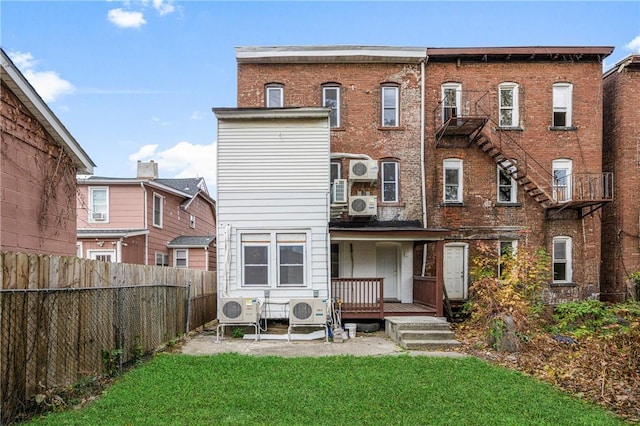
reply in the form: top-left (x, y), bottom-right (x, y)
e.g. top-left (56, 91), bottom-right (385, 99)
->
top-left (349, 160), bottom-right (379, 181)
top-left (289, 298), bottom-right (327, 325)
top-left (349, 195), bottom-right (377, 216)
top-left (332, 179), bottom-right (348, 204)
top-left (219, 298), bottom-right (259, 323)
top-left (92, 212), bottom-right (106, 221)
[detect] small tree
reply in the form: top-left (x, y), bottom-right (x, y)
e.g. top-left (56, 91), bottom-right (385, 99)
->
top-left (465, 243), bottom-right (551, 352)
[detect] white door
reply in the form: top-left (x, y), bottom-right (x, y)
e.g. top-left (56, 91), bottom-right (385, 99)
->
top-left (444, 244), bottom-right (467, 300)
top-left (376, 245), bottom-right (398, 301)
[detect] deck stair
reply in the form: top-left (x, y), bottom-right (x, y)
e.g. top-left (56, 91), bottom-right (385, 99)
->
top-left (385, 316), bottom-right (461, 351)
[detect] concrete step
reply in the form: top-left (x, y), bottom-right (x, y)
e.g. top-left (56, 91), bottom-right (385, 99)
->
top-left (401, 339), bottom-right (462, 351)
top-left (399, 329), bottom-right (457, 341)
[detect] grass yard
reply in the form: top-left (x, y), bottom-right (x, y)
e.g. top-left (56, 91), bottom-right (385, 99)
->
top-left (29, 353), bottom-right (626, 426)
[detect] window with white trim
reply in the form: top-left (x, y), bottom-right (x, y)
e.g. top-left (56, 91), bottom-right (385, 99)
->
top-left (242, 234), bottom-right (270, 286)
top-left (499, 82), bottom-right (519, 127)
top-left (174, 249), bottom-right (188, 268)
top-left (189, 214), bottom-right (196, 229)
top-left (277, 233), bottom-right (305, 286)
top-left (330, 162), bottom-right (343, 204)
top-left (153, 193), bottom-right (163, 228)
top-left (155, 252), bottom-right (169, 266)
top-left (442, 83), bottom-right (462, 122)
top-left (89, 187), bottom-right (108, 223)
top-left (381, 161), bottom-right (399, 203)
top-left (323, 85), bottom-right (341, 128)
top-left (265, 84), bottom-right (283, 108)
top-left (553, 236), bottom-right (572, 283)
top-left (381, 85), bottom-right (399, 127)
top-left (552, 83), bottom-right (573, 127)
top-left (443, 159), bottom-right (463, 203)
top-left (497, 164), bottom-right (517, 203)
top-left (552, 159), bottom-right (572, 202)
top-left (498, 240), bottom-right (517, 278)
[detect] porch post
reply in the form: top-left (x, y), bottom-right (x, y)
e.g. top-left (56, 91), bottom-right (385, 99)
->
top-left (435, 240), bottom-right (444, 317)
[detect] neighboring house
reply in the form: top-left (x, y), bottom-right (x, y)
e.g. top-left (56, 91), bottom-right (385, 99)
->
top-left (601, 55), bottom-right (640, 301)
top-left (1, 48), bottom-right (95, 256)
top-left (76, 161), bottom-right (216, 270)
top-left (229, 44), bottom-right (614, 318)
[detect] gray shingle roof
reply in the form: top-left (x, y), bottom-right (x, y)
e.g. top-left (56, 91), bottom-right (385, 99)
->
top-left (167, 236), bottom-right (215, 248)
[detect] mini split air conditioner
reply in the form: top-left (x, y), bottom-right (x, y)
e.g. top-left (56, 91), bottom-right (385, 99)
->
top-left (349, 160), bottom-right (379, 181)
top-left (332, 179), bottom-right (348, 204)
top-left (219, 298), bottom-right (259, 323)
top-left (349, 195), bottom-right (377, 216)
top-left (289, 298), bottom-right (328, 325)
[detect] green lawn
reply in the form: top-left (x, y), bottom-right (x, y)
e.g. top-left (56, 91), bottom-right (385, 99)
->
top-left (30, 353), bottom-right (626, 426)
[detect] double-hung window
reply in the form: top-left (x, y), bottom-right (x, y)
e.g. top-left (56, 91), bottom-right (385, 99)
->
top-left (155, 252), bottom-right (169, 266)
top-left (381, 161), bottom-right (399, 203)
top-left (499, 82), bottom-right (519, 127)
top-left (241, 232), bottom-right (308, 287)
top-left (153, 193), bottom-right (163, 228)
top-left (89, 187), bottom-right (108, 223)
top-left (174, 249), bottom-right (188, 268)
top-left (242, 234), bottom-right (269, 286)
top-left (553, 236), bottom-right (572, 283)
top-left (443, 159), bottom-right (463, 203)
top-left (552, 159), bottom-right (572, 202)
top-left (265, 84), bottom-right (284, 108)
top-left (381, 85), bottom-right (399, 127)
top-left (552, 83), bottom-right (573, 127)
top-left (498, 241), bottom-right (517, 278)
top-left (323, 85), bottom-right (340, 128)
top-left (277, 234), bottom-right (305, 286)
top-left (497, 164), bottom-right (517, 203)
top-left (442, 83), bottom-right (462, 122)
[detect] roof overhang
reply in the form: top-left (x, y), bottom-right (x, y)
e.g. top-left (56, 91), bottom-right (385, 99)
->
top-left (77, 229), bottom-right (149, 239)
top-left (603, 54), bottom-right (640, 79)
top-left (236, 45), bottom-right (426, 64)
top-left (427, 46), bottom-right (614, 63)
top-left (213, 107), bottom-right (331, 120)
top-left (329, 227), bottom-right (450, 243)
top-left (1, 49), bottom-right (95, 174)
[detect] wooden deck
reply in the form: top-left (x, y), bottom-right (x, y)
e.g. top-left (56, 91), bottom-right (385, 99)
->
top-left (383, 302), bottom-right (437, 316)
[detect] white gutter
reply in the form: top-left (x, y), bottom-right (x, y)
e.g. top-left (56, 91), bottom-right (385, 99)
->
top-left (330, 153), bottom-right (373, 160)
top-left (141, 182), bottom-right (149, 265)
top-left (421, 56), bottom-right (428, 276)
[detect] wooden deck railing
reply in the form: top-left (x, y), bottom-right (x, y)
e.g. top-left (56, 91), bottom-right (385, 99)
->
top-left (331, 278), bottom-right (384, 319)
top-left (413, 276), bottom-right (442, 317)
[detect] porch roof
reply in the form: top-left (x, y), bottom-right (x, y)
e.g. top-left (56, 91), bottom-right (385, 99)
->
top-left (329, 221), bottom-right (450, 242)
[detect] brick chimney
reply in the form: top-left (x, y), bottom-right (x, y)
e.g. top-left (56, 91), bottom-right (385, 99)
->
top-left (137, 160), bottom-right (158, 179)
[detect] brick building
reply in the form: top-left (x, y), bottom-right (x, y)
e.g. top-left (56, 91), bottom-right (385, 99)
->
top-left (234, 45), bottom-right (614, 307)
top-left (602, 55), bottom-right (640, 301)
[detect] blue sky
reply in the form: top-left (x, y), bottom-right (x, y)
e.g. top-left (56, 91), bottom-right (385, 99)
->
top-left (2, 1), bottom-right (639, 197)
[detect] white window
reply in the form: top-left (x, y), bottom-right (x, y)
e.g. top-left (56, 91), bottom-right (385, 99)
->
top-left (155, 252), bottom-right (169, 266)
top-left (76, 243), bottom-right (83, 258)
top-left (330, 162), bottom-right (343, 204)
top-left (497, 165), bottom-right (517, 203)
top-left (443, 159), bottom-right (463, 203)
top-left (552, 83), bottom-right (573, 127)
top-left (553, 236), bottom-right (572, 283)
top-left (442, 83), bottom-right (462, 122)
top-left (277, 234), bottom-right (306, 286)
top-left (153, 193), bottom-right (163, 228)
top-left (242, 234), bottom-right (270, 286)
top-left (189, 214), bottom-right (196, 229)
top-left (89, 250), bottom-right (115, 262)
top-left (552, 159), bottom-right (572, 202)
top-left (498, 240), bottom-right (517, 278)
top-left (381, 85), bottom-right (399, 127)
top-left (381, 161), bottom-right (399, 203)
top-left (174, 249), bottom-right (188, 268)
top-left (265, 84), bottom-right (283, 108)
top-left (323, 85), bottom-right (340, 128)
top-left (89, 187), bottom-right (108, 223)
top-left (499, 82), bottom-right (519, 127)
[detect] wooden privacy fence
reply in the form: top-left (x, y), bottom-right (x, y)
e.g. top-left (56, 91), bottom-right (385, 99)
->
top-left (0, 251), bottom-right (217, 424)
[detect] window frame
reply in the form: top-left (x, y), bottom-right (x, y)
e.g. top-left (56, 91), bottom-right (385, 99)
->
top-left (497, 164), bottom-right (517, 203)
top-left (174, 249), bottom-right (188, 268)
top-left (152, 192), bottom-right (164, 228)
top-left (330, 161), bottom-right (342, 204)
top-left (189, 214), bottom-right (196, 229)
top-left (88, 250), bottom-right (116, 262)
top-left (552, 83), bottom-right (573, 127)
top-left (552, 159), bottom-right (573, 202)
top-left (498, 240), bottom-right (517, 278)
top-left (381, 84), bottom-right (399, 127)
top-left (242, 243), bottom-right (269, 286)
top-left (277, 243), bottom-right (305, 287)
top-left (322, 84), bottom-right (341, 128)
top-left (552, 236), bottom-right (572, 283)
top-left (265, 83), bottom-right (284, 108)
top-left (155, 252), bottom-right (169, 267)
top-left (441, 82), bottom-right (462, 122)
top-left (88, 187), bottom-right (109, 223)
top-left (443, 159), bottom-right (463, 203)
top-left (498, 82), bottom-right (519, 128)
top-left (331, 243), bottom-right (340, 279)
top-left (381, 161), bottom-right (399, 203)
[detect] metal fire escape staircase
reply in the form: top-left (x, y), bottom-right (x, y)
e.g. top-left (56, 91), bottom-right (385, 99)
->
top-left (434, 91), bottom-right (613, 219)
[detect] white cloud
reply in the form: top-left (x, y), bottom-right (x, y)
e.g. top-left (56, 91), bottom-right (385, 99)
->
top-left (7, 51), bottom-right (75, 102)
top-left (153, 0), bottom-right (176, 16)
top-left (190, 110), bottom-right (204, 120)
top-left (129, 141), bottom-right (217, 190)
top-left (107, 8), bottom-right (146, 28)
top-left (625, 35), bottom-right (640, 53)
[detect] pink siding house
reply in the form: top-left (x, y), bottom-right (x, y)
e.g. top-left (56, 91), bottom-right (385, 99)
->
top-left (76, 161), bottom-right (216, 270)
top-left (1, 48), bottom-right (95, 256)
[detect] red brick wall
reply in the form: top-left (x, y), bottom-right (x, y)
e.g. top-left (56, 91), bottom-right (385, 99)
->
top-left (602, 62), bottom-right (640, 300)
top-left (1, 81), bottom-right (78, 256)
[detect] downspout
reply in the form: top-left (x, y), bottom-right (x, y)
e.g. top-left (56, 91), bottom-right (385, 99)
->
top-left (141, 182), bottom-right (148, 265)
top-left (421, 55), bottom-right (429, 276)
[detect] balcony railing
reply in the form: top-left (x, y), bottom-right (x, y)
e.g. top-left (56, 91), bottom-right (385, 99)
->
top-left (552, 172), bottom-right (614, 203)
top-left (331, 278), bottom-right (384, 319)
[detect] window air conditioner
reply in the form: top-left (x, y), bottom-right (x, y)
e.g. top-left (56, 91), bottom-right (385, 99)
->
top-left (92, 212), bottom-right (106, 221)
top-left (332, 179), bottom-right (348, 204)
top-left (349, 160), bottom-right (379, 181)
top-left (289, 298), bottom-right (328, 325)
top-left (349, 195), bottom-right (377, 216)
top-left (219, 298), bottom-right (259, 323)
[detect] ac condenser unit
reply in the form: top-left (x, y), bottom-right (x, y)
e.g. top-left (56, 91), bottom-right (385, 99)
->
top-left (219, 298), bottom-right (259, 323)
top-left (349, 195), bottom-right (377, 216)
top-left (332, 179), bottom-right (348, 204)
top-left (289, 298), bottom-right (328, 325)
top-left (349, 160), bottom-right (379, 181)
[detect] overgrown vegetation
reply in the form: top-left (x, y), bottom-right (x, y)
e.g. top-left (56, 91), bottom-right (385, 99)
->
top-left (29, 354), bottom-right (624, 425)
